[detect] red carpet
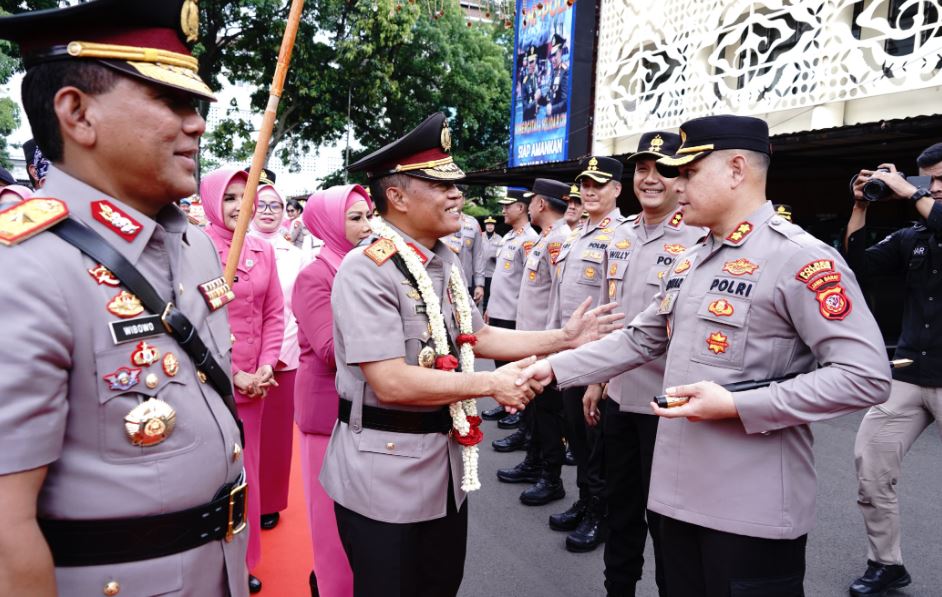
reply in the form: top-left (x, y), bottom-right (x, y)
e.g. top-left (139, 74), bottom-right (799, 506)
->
top-left (253, 427), bottom-right (314, 596)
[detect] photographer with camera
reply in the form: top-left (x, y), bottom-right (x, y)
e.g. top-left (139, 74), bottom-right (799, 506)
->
top-left (844, 143), bottom-right (942, 596)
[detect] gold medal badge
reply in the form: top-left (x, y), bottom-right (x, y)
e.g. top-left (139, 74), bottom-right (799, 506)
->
top-left (124, 399), bottom-right (177, 446)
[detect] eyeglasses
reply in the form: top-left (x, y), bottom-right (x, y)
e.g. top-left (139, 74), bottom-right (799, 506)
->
top-left (258, 202), bottom-right (284, 213)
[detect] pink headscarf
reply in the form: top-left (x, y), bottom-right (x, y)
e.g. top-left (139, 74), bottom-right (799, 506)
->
top-left (303, 184), bottom-right (373, 270)
top-left (0, 185), bottom-right (33, 206)
top-left (199, 168), bottom-right (253, 247)
top-left (249, 184), bottom-right (286, 241)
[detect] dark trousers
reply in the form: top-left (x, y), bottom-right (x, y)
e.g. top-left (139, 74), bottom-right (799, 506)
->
top-left (487, 317), bottom-right (515, 368)
top-left (603, 399), bottom-right (664, 596)
top-left (535, 384), bottom-right (566, 469)
top-left (482, 276), bottom-right (492, 311)
top-left (335, 492), bottom-right (469, 597)
top-left (562, 385), bottom-right (606, 498)
top-left (659, 516), bottom-right (806, 597)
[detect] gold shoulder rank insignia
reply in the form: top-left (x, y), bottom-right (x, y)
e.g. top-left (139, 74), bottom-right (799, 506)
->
top-left (0, 198), bottom-right (69, 246)
top-left (364, 238), bottom-right (397, 266)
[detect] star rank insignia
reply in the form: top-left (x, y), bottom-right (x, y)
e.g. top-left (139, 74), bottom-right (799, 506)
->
top-left (198, 277), bottom-right (235, 312)
top-left (88, 264), bottom-right (121, 286)
top-left (667, 211), bottom-right (684, 228)
top-left (725, 222), bottom-right (753, 244)
top-left (107, 290), bottom-right (145, 318)
top-left (91, 200), bottom-right (142, 242)
top-left (598, 217), bottom-right (611, 229)
top-left (0, 198), bottom-right (69, 246)
top-left (706, 331), bottom-right (729, 354)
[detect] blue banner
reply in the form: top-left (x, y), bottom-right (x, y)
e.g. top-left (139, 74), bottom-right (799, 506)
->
top-left (508, 0), bottom-right (576, 167)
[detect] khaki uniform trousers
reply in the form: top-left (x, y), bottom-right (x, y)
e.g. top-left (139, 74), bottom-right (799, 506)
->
top-left (854, 379), bottom-right (942, 564)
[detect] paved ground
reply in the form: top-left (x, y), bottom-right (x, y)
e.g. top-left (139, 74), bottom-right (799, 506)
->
top-left (459, 393), bottom-right (942, 597)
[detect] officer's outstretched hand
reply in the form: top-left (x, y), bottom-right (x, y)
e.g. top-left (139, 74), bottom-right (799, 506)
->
top-left (562, 297), bottom-right (625, 348)
top-left (493, 355), bottom-right (544, 414)
top-left (651, 381), bottom-right (739, 422)
top-left (515, 357), bottom-right (555, 390)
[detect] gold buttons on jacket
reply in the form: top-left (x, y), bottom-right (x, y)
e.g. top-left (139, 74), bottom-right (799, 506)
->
top-left (233, 443), bottom-right (243, 461)
top-left (103, 580), bottom-right (120, 595)
top-left (386, 442), bottom-right (395, 451)
top-left (197, 370), bottom-right (207, 384)
top-left (145, 373), bottom-right (159, 389)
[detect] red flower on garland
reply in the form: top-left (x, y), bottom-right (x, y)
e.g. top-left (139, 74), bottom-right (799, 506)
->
top-left (434, 355), bottom-right (459, 371)
top-left (457, 333), bottom-right (477, 346)
top-left (466, 416), bottom-right (482, 428)
top-left (454, 425), bottom-right (484, 446)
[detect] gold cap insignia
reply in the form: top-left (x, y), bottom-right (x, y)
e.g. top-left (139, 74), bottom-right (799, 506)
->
top-left (441, 122), bottom-right (452, 153)
top-left (181, 0), bottom-right (200, 43)
top-left (587, 157), bottom-right (599, 171)
top-left (648, 134), bottom-right (664, 153)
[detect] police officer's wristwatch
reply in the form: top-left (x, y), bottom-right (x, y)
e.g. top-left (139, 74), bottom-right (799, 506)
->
top-left (910, 187), bottom-right (932, 202)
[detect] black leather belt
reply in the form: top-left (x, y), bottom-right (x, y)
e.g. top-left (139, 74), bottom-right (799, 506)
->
top-left (39, 479), bottom-right (247, 567)
top-left (339, 399), bottom-right (452, 434)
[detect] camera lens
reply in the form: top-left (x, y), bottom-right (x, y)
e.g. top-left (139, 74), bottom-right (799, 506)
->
top-left (862, 179), bottom-right (889, 202)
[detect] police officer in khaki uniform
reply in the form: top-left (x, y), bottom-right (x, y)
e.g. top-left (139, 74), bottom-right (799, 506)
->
top-left (583, 132), bottom-right (705, 596)
top-left (0, 2), bottom-right (250, 596)
top-left (520, 115), bottom-right (891, 595)
top-left (564, 183), bottom-right (584, 228)
top-left (319, 112), bottom-right (621, 597)
top-left (441, 210), bottom-right (486, 303)
top-left (481, 215), bottom-right (499, 309)
top-left (481, 189), bottom-right (540, 426)
top-left (543, 156), bottom-right (626, 552)
top-left (496, 179), bottom-right (572, 489)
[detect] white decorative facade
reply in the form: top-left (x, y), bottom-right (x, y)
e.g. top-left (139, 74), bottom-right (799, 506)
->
top-left (593, 0), bottom-right (942, 153)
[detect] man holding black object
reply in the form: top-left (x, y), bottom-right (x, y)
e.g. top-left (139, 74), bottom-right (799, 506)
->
top-left (844, 144), bottom-right (942, 596)
top-left (518, 115), bottom-right (891, 596)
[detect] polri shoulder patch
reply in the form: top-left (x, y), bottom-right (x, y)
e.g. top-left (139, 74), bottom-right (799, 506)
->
top-left (0, 198), bottom-right (69, 246)
top-left (364, 238), bottom-right (398, 266)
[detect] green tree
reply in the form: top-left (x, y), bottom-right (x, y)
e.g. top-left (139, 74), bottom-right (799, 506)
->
top-left (199, 0), bottom-right (511, 186)
top-left (0, 1), bottom-right (58, 168)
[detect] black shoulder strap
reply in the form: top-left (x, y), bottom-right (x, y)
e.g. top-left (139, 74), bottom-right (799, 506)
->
top-left (50, 218), bottom-right (242, 437)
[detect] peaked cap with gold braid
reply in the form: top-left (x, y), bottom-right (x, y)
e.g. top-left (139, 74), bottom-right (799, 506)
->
top-left (0, 0), bottom-right (214, 101)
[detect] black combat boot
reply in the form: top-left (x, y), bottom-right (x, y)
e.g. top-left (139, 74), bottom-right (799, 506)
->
top-left (491, 428), bottom-right (529, 452)
top-left (520, 467), bottom-right (565, 506)
top-left (481, 404), bottom-right (507, 421)
top-left (565, 495), bottom-right (607, 552)
top-left (849, 560), bottom-right (911, 596)
top-left (497, 454), bottom-right (543, 483)
top-left (497, 412), bottom-right (522, 429)
top-left (549, 497), bottom-right (587, 532)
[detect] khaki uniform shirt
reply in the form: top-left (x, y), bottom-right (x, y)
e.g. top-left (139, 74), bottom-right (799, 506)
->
top-left (320, 223), bottom-right (485, 523)
top-left (486, 224), bottom-right (539, 321)
top-left (482, 231), bottom-right (500, 278)
top-left (548, 201), bottom-right (890, 539)
top-left (602, 211), bottom-right (706, 412)
top-left (547, 208), bottom-right (625, 328)
top-left (515, 217), bottom-right (571, 331)
top-left (0, 167), bottom-right (247, 596)
top-left (441, 214), bottom-right (485, 288)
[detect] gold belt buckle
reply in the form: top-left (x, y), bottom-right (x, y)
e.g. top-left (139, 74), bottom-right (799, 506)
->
top-left (225, 482), bottom-right (248, 542)
top-left (160, 302), bottom-right (175, 335)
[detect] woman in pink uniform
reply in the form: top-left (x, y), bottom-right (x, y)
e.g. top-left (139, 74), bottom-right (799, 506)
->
top-left (293, 184), bottom-right (372, 597)
top-left (201, 168), bottom-right (284, 595)
top-left (250, 182), bottom-right (304, 530)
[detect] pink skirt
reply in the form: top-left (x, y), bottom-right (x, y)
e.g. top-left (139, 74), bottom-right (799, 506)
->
top-left (236, 396), bottom-right (264, 570)
top-left (260, 369), bottom-right (296, 514)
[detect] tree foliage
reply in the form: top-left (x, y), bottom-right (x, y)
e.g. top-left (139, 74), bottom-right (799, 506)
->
top-left (0, 0), bottom-right (58, 168)
top-left (199, 0), bottom-right (511, 187)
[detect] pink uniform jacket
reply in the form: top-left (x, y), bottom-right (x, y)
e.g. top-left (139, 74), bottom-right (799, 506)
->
top-left (293, 249), bottom-right (341, 435)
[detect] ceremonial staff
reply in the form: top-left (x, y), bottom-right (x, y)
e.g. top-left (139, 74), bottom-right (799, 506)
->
top-left (224, 0), bottom-right (305, 286)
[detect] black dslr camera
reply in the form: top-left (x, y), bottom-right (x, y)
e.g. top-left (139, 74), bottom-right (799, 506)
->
top-left (851, 168), bottom-right (932, 202)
